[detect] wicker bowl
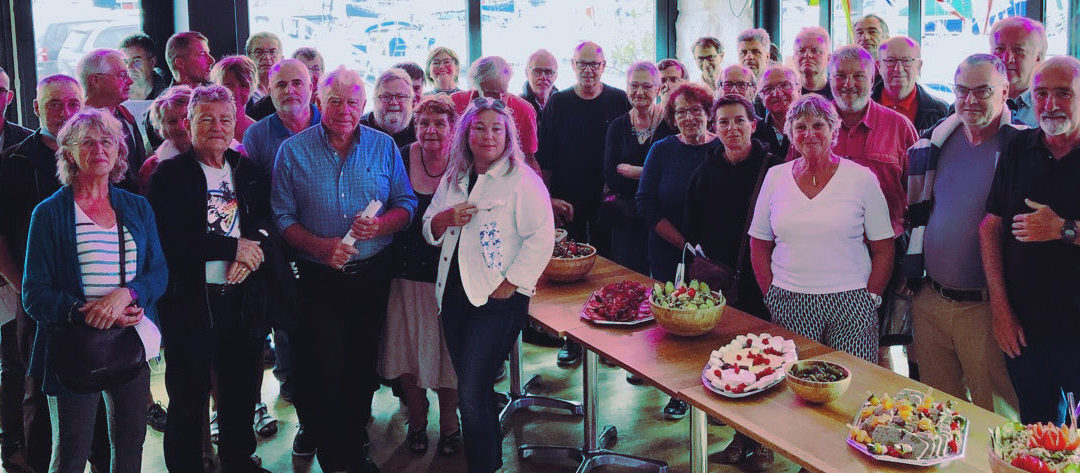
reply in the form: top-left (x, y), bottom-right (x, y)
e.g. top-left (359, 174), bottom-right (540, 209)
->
top-left (544, 244), bottom-right (597, 283)
top-left (785, 360), bottom-right (851, 403)
top-left (649, 294), bottom-right (725, 336)
top-left (987, 448), bottom-right (1026, 473)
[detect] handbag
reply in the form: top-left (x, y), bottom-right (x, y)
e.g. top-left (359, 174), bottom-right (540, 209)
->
top-left (682, 154), bottom-right (772, 305)
top-left (47, 222), bottom-right (145, 394)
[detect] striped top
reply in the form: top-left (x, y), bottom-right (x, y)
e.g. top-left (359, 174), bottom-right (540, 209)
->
top-left (74, 203), bottom-right (137, 301)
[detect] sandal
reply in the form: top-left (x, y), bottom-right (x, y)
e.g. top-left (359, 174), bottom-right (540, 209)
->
top-left (209, 411), bottom-right (220, 445)
top-left (437, 430), bottom-right (463, 456)
top-left (405, 428), bottom-right (428, 454)
top-left (253, 403), bottom-right (278, 437)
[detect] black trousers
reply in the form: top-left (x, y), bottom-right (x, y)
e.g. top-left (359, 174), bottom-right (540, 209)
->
top-left (163, 290), bottom-right (265, 473)
top-left (294, 256), bottom-right (391, 472)
top-left (1005, 339), bottom-right (1080, 424)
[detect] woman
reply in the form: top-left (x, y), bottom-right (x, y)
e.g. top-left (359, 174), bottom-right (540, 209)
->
top-left (22, 108), bottom-right (167, 473)
top-left (423, 98), bottom-right (554, 473)
top-left (603, 61), bottom-right (676, 275)
top-left (380, 95), bottom-right (462, 456)
top-left (426, 46), bottom-right (462, 95)
top-left (138, 85), bottom-right (193, 191)
top-left (748, 94), bottom-right (895, 364)
top-left (685, 94), bottom-right (782, 471)
top-left (211, 56), bottom-right (257, 142)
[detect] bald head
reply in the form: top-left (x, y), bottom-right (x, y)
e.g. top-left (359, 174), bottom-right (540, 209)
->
top-left (719, 65), bottom-right (757, 102)
top-left (270, 58), bottom-right (312, 114)
top-left (794, 27), bottom-right (831, 89)
top-left (572, 41), bottom-right (606, 91)
top-left (879, 36), bottom-right (922, 99)
top-left (573, 41), bottom-right (604, 61)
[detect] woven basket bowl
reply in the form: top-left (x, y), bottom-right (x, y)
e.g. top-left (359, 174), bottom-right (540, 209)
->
top-left (544, 244), bottom-right (597, 283)
top-left (649, 295), bottom-right (725, 336)
top-left (785, 360), bottom-right (852, 403)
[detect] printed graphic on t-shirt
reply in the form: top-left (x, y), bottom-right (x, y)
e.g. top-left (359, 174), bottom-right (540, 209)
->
top-left (207, 180), bottom-right (238, 237)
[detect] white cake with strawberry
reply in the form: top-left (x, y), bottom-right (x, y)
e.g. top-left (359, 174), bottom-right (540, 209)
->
top-left (703, 333), bottom-right (798, 395)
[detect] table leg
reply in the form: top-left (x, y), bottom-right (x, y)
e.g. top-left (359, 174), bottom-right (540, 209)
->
top-left (690, 406), bottom-right (707, 473)
top-left (501, 334), bottom-right (584, 427)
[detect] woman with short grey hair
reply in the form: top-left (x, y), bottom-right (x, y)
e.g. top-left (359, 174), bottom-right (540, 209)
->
top-left (449, 56), bottom-right (541, 169)
top-left (426, 46), bottom-right (462, 94)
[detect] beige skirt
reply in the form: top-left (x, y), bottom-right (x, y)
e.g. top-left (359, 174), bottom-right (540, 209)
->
top-left (379, 278), bottom-right (458, 389)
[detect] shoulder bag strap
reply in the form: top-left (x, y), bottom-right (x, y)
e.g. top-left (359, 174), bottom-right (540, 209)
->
top-left (117, 221), bottom-right (126, 288)
top-left (731, 155), bottom-right (772, 283)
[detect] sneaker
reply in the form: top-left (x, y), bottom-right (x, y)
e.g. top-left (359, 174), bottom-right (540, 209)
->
top-left (253, 403), bottom-right (278, 437)
top-left (493, 391), bottom-right (510, 412)
top-left (662, 398), bottom-right (688, 420)
top-left (147, 402), bottom-right (167, 432)
top-left (556, 340), bottom-right (582, 367)
top-left (494, 362), bottom-right (507, 382)
top-left (292, 426), bottom-right (316, 457)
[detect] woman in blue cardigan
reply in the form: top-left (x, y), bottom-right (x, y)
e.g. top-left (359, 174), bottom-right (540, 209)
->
top-left (22, 108), bottom-right (167, 473)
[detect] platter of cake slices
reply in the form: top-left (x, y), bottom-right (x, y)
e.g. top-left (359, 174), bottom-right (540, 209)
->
top-left (847, 388), bottom-right (969, 466)
top-left (701, 333), bottom-right (798, 398)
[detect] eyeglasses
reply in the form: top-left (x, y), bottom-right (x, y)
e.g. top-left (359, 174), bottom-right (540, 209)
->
top-left (628, 81), bottom-right (657, 91)
top-left (250, 48), bottom-right (279, 58)
top-left (674, 106), bottom-right (706, 119)
top-left (0, 87), bottom-right (8, 95)
top-left (77, 137), bottom-right (117, 149)
top-left (124, 57), bottom-right (147, 69)
top-left (721, 81), bottom-right (755, 91)
top-left (91, 71), bottom-right (131, 81)
top-left (430, 58), bottom-right (456, 68)
top-left (574, 60), bottom-right (604, 71)
top-left (695, 54), bottom-right (718, 64)
top-left (377, 93), bottom-right (412, 104)
top-left (760, 82), bottom-right (795, 95)
top-left (471, 97), bottom-right (506, 110)
top-left (954, 85), bottom-right (997, 100)
top-left (882, 57), bottom-right (919, 68)
top-left (530, 68), bottom-right (556, 77)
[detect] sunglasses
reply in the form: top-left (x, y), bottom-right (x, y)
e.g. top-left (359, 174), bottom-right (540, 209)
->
top-left (471, 96), bottom-right (506, 111)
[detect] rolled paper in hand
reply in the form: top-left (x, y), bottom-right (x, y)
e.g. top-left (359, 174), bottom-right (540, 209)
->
top-left (342, 200), bottom-right (383, 245)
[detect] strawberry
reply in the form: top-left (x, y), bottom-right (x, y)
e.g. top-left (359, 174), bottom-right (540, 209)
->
top-left (947, 439), bottom-right (957, 453)
top-left (713, 369), bottom-right (722, 377)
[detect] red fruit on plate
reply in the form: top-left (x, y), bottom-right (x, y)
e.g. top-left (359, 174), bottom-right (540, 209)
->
top-left (947, 439), bottom-right (957, 453)
top-left (713, 369), bottom-right (722, 377)
top-left (762, 338), bottom-right (769, 345)
top-left (1010, 454), bottom-right (1054, 473)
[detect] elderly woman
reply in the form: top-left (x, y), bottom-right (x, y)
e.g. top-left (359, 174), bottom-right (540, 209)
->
top-left (380, 95), bottom-right (462, 456)
top-left (211, 55), bottom-right (258, 142)
top-left (449, 56), bottom-right (539, 171)
top-left (426, 46), bottom-right (462, 95)
top-left (137, 85), bottom-right (192, 191)
top-left (423, 98), bottom-right (555, 473)
top-left (749, 94), bottom-right (894, 363)
top-left (22, 108), bottom-right (167, 473)
top-left (146, 85), bottom-right (276, 473)
top-left (604, 61), bottom-right (676, 274)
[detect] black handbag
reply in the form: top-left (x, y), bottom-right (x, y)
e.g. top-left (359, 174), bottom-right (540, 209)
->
top-left (47, 223), bottom-right (145, 394)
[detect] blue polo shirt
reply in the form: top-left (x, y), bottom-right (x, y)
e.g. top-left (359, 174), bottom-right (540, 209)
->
top-left (242, 104), bottom-right (321, 178)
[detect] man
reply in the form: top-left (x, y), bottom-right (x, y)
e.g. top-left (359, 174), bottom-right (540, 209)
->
top-left (692, 37), bottom-right (724, 93)
top-left (718, 64), bottom-right (766, 117)
top-left (657, 58), bottom-right (687, 100)
top-left (245, 32), bottom-right (283, 104)
top-left (450, 56), bottom-right (539, 172)
top-left (0, 74), bottom-right (83, 473)
top-left (147, 84), bottom-right (273, 473)
top-left (793, 26), bottom-right (833, 100)
top-left (77, 48), bottom-right (146, 189)
top-left (119, 33), bottom-right (168, 101)
top-left (272, 66), bottom-right (416, 473)
top-left (537, 41), bottom-right (630, 366)
top-left (753, 65), bottom-right (800, 159)
top-left (989, 16), bottom-right (1047, 127)
top-left (166, 31), bottom-right (215, 88)
top-left (872, 36), bottom-right (950, 135)
top-left (249, 47), bottom-right (326, 121)
top-left (907, 54), bottom-right (1022, 418)
top-left (0, 69), bottom-right (30, 153)
top-left (521, 49), bottom-right (558, 119)
top-left (737, 28), bottom-right (771, 79)
top-left (854, 14), bottom-right (889, 61)
top-left (392, 61), bottom-right (425, 103)
top-left (360, 68), bottom-right (416, 148)
top-left (981, 56), bottom-right (1080, 425)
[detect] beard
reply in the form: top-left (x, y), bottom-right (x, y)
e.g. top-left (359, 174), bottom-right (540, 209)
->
top-left (1040, 114), bottom-right (1073, 136)
top-left (834, 94), bottom-right (869, 113)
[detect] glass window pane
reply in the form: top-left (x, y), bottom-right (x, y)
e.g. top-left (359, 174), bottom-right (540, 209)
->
top-left (781, 0), bottom-right (821, 60)
top-left (248, 0), bottom-right (468, 100)
top-left (676, 0), bottom-right (755, 85)
top-left (831, 0), bottom-right (909, 48)
top-left (1045, 0), bottom-right (1069, 56)
top-left (481, 0), bottom-right (656, 93)
top-left (33, 0), bottom-right (142, 78)
top-left (920, 0), bottom-right (1028, 104)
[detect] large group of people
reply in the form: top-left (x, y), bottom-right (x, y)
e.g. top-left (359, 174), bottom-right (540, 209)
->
top-left (0, 12), bottom-right (1076, 473)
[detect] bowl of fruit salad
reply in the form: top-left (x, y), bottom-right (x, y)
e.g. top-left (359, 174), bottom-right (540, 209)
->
top-left (544, 239), bottom-right (597, 283)
top-left (649, 280), bottom-right (726, 336)
top-left (785, 359), bottom-right (851, 403)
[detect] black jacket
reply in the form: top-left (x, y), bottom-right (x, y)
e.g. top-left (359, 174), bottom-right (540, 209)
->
top-left (0, 131), bottom-right (62, 275)
top-left (872, 82), bottom-right (951, 136)
top-left (1, 120), bottom-right (32, 151)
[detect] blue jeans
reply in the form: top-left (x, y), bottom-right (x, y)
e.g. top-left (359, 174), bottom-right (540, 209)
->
top-left (1004, 339), bottom-right (1080, 424)
top-left (441, 287), bottom-right (527, 473)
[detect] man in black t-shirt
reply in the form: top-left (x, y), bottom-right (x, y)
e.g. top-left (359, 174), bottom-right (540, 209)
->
top-left (981, 56), bottom-right (1080, 425)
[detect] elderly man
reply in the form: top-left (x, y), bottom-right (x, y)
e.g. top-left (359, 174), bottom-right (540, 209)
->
top-left (77, 48), bottom-right (145, 188)
top-left (522, 49), bottom-right (558, 118)
top-left (272, 66), bottom-right (416, 473)
top-left (249, 47), bottom-right (326, 121)
top-left (0, 68), bottom-right (30, 152)
top-left (872, 36), bottom-right (950, 135)
top-left (980, 56), bottom-right (1080, 425)
top-left (451, 56), bottom-right (539, 171)
top-left (907, 54), bottom-right (1022, 418)
top-left (245, 32), bottom-right (283, 103)
top-left (360, 68), bottom-right (416, 148)
top-left (537, 41), bottom-right (629, 366)
top-left (119, 33), bottom-right (168, 101)
top-left (692, 37), bottom-right (724, 93)
top-left (657, 58), bottom-right (688, 100)
top-left (854, 14), bottom-right (889, 61)
top-left (0, 74), bottom-right (83, 473)
top-left (737, 28), bottom-right (771, 79)
top-left (718, 64), bottom-right (766, 118)
top-left (793, 27), bottom-right (833, 100)
top-left (752, 65), bottom-right (800, 159)
top-left (147, 84), bottom-right (274, 473)
top-left (989, 17), bottom-right (1047, 128)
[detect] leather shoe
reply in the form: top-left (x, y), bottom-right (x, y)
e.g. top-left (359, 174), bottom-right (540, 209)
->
top-left (556, 340), bottom-right (581, 366)
top-left (717, 434), bottom-right (747, 464)
top-left (348, 456), bottom-right (380, 473)
top-left (745, 443), bottom-right (775, 472)
top-left (661, 398), bottom-right (688, 420)
top-left (292, 426), bottom-right (316, 457)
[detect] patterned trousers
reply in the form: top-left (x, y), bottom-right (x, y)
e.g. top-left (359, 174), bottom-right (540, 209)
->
top-left (764, 285), bottom-right (879, 363)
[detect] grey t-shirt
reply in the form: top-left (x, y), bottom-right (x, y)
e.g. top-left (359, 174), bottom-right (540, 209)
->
top-left (924, 130), bottom-right (1001, 288)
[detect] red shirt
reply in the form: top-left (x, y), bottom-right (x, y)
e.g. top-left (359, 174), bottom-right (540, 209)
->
top-left (834, 100), bottom-right (917, 235)
top-left (449, 90), bottom-right (539, 154)
top-left (879, 88), bottom-right (919, 125)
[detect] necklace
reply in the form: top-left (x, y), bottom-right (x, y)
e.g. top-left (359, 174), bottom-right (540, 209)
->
top-left (630, 108), bottom-right (658, 143)
top-left (418, 147), bottom-right (447, 179)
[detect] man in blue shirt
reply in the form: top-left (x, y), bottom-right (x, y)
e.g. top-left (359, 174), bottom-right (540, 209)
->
top-left (272, 65), bottom-right (416, 473)
top-left (989, 17), bottom-right (1046, 128)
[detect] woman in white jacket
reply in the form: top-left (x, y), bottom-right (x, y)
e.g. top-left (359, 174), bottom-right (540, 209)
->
top-left (423, 97), bottom-right (555, 473)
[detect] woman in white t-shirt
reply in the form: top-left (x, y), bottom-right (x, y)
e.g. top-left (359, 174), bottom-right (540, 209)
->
top-left (748, 94), bottom-right (895, 362)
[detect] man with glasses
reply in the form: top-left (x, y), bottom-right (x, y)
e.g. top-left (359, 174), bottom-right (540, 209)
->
top-left (752, 65), bottom-right (800, 159)
top-left (793, 26), bottom-right (833, 100)
top-left (981, 55), bottom-right (1080, 424)
top-left (119, 33), bottom-right (168, 102)
top-left (522, 49), bottom-right (558, 120)
top-left (537, 41), bottom-right (630, 366)
top-left (907, 54), bottom-right (1022, 419)
top-left (718, 64), bottom-right (766, 118)
top-left (872, 36), bottom-right (949, 135)
top-left (692, 37), bottom-right (724, 93)
top-left (245, 32), bottom-right (284, 105)
top-left (989, 17), bottom-right (1047, 128)
top-left (361, 68), bottom-right (417, 148)
top-left (77, 48), bottom-right (145, 190)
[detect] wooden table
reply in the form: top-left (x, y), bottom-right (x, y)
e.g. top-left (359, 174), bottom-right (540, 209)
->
top-left (530, 257), bottom-right (656, 337)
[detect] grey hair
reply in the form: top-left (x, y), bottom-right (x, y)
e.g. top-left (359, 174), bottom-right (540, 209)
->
top-left (722, 65), bottom-right (757, 85)
top-left (56, 108), bottom-right (130, 186)
top-left (692, 36), bottom-right (723, 52)
top-left (318, 66), bottom-right (366, 102)
top-left (526, 49), bottom-right (557, 69)
top-left (468, 56), bottom-right (512, 91)
top-left (795, 26), bottom-right (832, 50)
top-left (210, 55), bottom-right (257, 89)
top-left (784, 93), bottom-right (841, 145)
top-left (36, 74), bottom-right (82, 98)
top-left (761, 64), bottom-right (799, 85)
top-left (292, 47), bottom-right (324, 69)
top-left (625, 61), bottom-right (660, 84)
top-left (150, 85), bottom-right (193, 133)
top-left (446, 98), bottom-right (524, 181)
top-left (955, 53), bottom-right (1008, 86)
top-left (425, 46), bottom-right (461, 86)
top-left (737, 28), bottom-right (771, 48)
top-left (245, 31), bottom-right (282, 56)
top-left (374, 67), bottom-right (412, 93)
top-left (990, 16), bottom-right (1047, 56)
top-left (187, 84), bottom-right (235, 120)
top-left (856, 14), bottom-right (890, 36)
top-left (829, 45), bottom-right (876, 77)
top-left (165, 31), bottom-right (208, 75)
top-left (75, 49), bottom-right (124, 88)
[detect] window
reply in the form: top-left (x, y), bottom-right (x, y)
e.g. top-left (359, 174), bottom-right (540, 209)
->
top-left (676, 0), bottom-right (755, 84)
top-left (780, 0), bottom-right (821, 60)
top-left (33, 0), bottom-right (142, 78)
top-left (831, 0), bottom-right (909, 48)
top-left (248, 0), bottom-right (468, 98)
top-left (480, 0), bottom-right (656, 94)
top-left (1045, 0), bottom-right (1069, 56)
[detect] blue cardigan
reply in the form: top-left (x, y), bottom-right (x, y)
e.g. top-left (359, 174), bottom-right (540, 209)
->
top-left (22, 186), bottom-right (168, 395)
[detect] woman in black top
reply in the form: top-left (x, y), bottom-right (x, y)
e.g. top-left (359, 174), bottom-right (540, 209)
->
top-left (603, 61), bottom-right (676, 274)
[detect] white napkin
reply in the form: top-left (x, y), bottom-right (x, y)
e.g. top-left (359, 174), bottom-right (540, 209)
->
top-left (134, 317), bottom-right (162, 359)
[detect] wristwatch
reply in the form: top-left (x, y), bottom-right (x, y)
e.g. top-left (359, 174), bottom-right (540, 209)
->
top-left (1062, 220), bottom-right (1078, 243)
top-left (869, 292), bottom-right (883, 309)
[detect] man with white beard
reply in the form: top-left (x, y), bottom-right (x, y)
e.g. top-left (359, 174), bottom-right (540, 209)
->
top-left (361, 68), bottom-right (416, 148)
top-left (981, 55), bottom-right (1080, 425)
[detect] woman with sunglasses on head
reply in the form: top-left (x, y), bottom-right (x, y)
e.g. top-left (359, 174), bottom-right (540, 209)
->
top-left (423, 97), bottom-right (555, 473)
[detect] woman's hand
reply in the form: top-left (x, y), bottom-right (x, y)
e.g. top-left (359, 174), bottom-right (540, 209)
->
top-left (442, 203), bottom-right (478, 227)
top-left (78, 287), bottom-right (134, 329)
top-left (235, 238), bottom-right (263, 270)
top-left (616, 164), bottom-right (643, 179)
top-left (225, 261), bottom-right (255, 285)
top-left (490, 279), bottom-right (518, 299)
top-left (114, 305), bottom-right (145, 328)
